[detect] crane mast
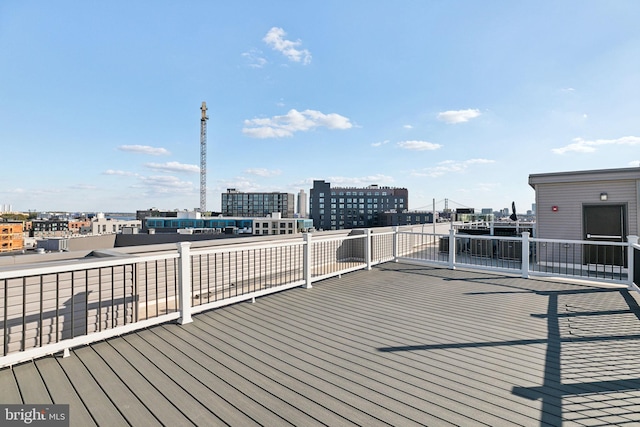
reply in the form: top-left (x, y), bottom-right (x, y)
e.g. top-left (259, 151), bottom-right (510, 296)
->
top-left (200, 102), bottom-right (208, 213)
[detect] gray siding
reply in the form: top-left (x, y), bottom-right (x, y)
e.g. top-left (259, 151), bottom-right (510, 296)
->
top-left (535, 179), bottom-right (639, 240)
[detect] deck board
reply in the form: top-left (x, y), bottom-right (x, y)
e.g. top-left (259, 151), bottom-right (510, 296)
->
top-left (139, 326), bottom-right (284, 426)
top-left (57, 349), bottom-right (129, 426)
top-left (153, 324), bottom-right (329, 426)
top-left (3, 262), bottom-right (640, 426)
top-left (121, 332), bottom-right (257, 426)
top-left (0, 368), bottom-right (21, 403)
top-left (73, 345), bottom-right (162, 426)
top-left (184, 316), bottom-right (399, 426)
top-left (91, 339), bottom-right (196, 426)
top-left (12, 362), bottom-right (52, 404)
top-left (34, 357), bottom-right (96, 426)
top-left (107, 337), bottom-right (220, 426)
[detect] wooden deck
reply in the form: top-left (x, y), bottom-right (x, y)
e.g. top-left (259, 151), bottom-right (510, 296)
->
top-left (3, 262), bottom-right (640, 426)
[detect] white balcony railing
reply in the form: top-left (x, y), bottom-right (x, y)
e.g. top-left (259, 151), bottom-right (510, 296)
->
top-left (1, 228), bottom-right (639, 368)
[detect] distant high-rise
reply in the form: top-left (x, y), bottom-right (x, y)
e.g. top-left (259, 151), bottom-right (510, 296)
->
top-left (297, 189), bottom-right (308, 218)
top-left (221, 189), bottom-right (295, 218)
top-left (309, 180), bottom-right (409, 230)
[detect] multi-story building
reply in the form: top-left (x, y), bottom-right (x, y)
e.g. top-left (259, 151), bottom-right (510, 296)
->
top-left (31, 219), bottom-right (70, 237)
top-left (377, 211), bottom-right (433, 227)
top-left (252, 213), bottom-right (314, 236)
top-left (0, 223), bottom-right (24, 252)
top-left (91, 213), bottom-right (141, 235)
top-left (310, 180), bottom-right (409, 230)
top-left (297, 189), bottom-right (308, 218)
top-left (222, 189), bottom-right (295, 218)
top-left (68, 219), bottom-right (92, 235)
top-left (145, 211), bottom-right (253, 234)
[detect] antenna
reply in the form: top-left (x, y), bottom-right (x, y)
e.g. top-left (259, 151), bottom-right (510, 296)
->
top-left (200, 102), bottom-right (208, 213)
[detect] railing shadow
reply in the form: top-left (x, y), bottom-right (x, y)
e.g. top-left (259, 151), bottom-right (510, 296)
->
top-left (376, 272), bottom-right (640, 426)
top-left (1, 292), bottom-right (136, 355)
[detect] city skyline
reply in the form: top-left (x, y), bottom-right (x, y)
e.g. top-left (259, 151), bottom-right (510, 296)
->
top-left (1, 1), bottom-right (639, 213)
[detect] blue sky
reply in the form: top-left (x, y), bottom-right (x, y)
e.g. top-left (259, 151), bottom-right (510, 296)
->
top-left (1, 1), bottom-right (639, 214)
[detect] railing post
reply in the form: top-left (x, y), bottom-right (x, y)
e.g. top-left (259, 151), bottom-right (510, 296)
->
top-left (393, 226), bottom-right (399, 262)
top-left (448, 229), bottom-right (456, 270)
top-left (303, 233), bottom-right (312, 288)
top-left (627, 235), bottom-right (638, 289)
top-left (177, 242), bottom-right (193, 325)
top-left (365, 228), bottom-right (372, 270)
top-left (521, 232), bottom-right (530, 279)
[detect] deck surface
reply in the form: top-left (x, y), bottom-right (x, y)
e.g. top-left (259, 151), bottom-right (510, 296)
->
top-left (3, 262), bottom-right (640, 426)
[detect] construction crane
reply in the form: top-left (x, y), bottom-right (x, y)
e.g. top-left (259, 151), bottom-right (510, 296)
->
top-left (200, 101), bottom-right (208, 213)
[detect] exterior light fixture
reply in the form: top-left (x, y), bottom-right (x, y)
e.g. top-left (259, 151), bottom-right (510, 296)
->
top-left (551, 206), bottom-right (559, 212)
top-left (600, 192), bottom-right (608, 201)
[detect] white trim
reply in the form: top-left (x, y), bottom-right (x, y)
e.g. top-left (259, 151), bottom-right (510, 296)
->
top-left (0, 252), bottom-right (179, 280)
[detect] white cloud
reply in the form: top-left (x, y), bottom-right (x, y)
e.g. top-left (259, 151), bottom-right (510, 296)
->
top-left (144, 162), bottom-right (199, 173)
top-left (263, 27), bottom-right (312, 65)
top-left (327, 174), bottom-right (395, 187)
top-left (371, 140), bottom-right (390, 147)
top-left (134, 175), bottom-right (196, 195)
top-left (628, 160), bottom-right (640, 167)
top-left (403, 124), bottom-right (413, 129)
top-left (552, 136), bottom-right (640, 154)
top-left (117, 145), bottom-right (170, 156)
top-left (245, 168), bottom-right (282, 177)
top-left (397, 140), bottom-right (442, 151)
top-left (436, 109), bottom-right (481, 124)
top-left (241, 49), bottom-right (268, 68)
top-left (104, 169), bottom-right (138, 176)
top-left (69, 184), bottom-right (98, 190)
top-left (242, 109), bottom-right (352, 138)
top-left (412, 158), bottom-right (495, 177)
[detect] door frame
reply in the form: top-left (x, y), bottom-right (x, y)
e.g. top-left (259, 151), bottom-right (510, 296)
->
top-left (582, 203), bottom-right (628, 266)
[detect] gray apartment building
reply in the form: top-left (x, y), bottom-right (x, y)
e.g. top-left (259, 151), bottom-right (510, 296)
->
top-left (310, 180), bottom-right (409, 230)
top-left (221, 189), bottom-right (295, 218)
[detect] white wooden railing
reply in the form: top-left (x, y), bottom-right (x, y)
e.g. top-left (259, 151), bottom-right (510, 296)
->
top-left (1, 228), bottom-right (639, 367)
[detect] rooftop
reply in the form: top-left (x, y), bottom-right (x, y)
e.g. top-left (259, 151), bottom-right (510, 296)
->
top-left (3, 262), bottom-right (640, 426)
